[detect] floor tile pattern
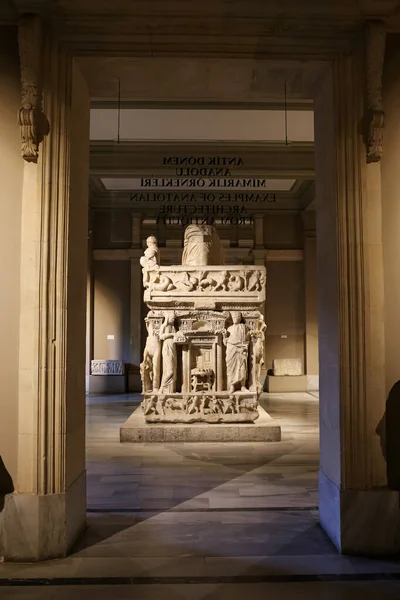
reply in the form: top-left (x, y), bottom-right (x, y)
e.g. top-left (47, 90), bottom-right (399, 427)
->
top-left (2, 392), bottom-right (400, 598)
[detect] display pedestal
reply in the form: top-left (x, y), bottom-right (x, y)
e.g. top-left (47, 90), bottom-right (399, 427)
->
top-left (120, 405), bottom-right (281, 443)
top-left (88, 374), bottom-right (127, 394)
top-left (266, 375), bottom-right (308, 393)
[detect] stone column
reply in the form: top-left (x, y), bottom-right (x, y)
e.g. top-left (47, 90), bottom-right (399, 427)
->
top-left (302, 211), bottom-right (319, 391)
top-left (128, 250), bottom-right (143, 391)
top-left (182, 346), bottom-right (189, 393)
top-left (2, 29), bottom-right (90, 561)
top-left (216, 337), bottom-right (224, 391)
top-left (131, 212), bottom-right (142, 248)
top-left (85, 211), bottom-right (94, 392)
top-left (315, 46), bottom-right (394, 554)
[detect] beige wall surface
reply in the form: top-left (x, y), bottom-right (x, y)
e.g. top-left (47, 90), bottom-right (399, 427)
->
top-left (93, 260), bottom-right (131, 362)
top-left (265, 261), bottom-right (305, 371)
top-left (0, 27), bottom-right (23, 492)
top-left (382, 40), bottom-right (400, 395)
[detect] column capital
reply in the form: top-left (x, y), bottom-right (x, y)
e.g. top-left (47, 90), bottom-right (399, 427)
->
top-left (365, 19), bottom-right (386, 163)
top-left (18, 14), bottom-right (46, 163)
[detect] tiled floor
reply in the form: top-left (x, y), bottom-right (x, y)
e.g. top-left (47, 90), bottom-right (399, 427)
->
top-left (2, 392), bottom-right (400, 599)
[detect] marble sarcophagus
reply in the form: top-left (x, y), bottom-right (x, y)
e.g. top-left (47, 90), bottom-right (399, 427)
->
top-left (139, 225), bottom-right (267, 423)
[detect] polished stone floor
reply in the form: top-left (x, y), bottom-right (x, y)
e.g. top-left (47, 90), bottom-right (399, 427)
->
top-left (2, 392), bottom-right (400, 599)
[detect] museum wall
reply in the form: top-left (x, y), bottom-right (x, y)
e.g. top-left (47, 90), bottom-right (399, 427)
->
top-left (264, 213), bottom-right (303, 248)
top-left (91, 210), bottom-right (308, 377)
top-left (0, 27), bottom-right (23, 493)
top-left (265, 261), bottom-right (305, 371)
top-left (382, 39), bottom-right (400, 395)
top-left (93, 260), bottom-right (131, 362)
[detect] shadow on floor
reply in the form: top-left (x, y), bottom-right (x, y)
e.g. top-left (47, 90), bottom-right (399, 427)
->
top-left (74, 393), bottom-right (319, 558)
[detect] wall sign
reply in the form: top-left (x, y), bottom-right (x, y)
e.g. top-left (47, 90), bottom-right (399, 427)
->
top-left (130, 156), bottom-right (276, 227)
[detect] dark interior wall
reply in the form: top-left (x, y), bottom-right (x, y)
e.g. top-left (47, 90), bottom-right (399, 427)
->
top-left (93, 211), bottom-right (132, 248)
top-left (93, 260), bottom-right (131, 363)
top-left (264, 213), bottom-right (303, 248)
top-left (382, 37), bottom-right (400, 394)
top-left (265, 261), bottom-right (305, 371)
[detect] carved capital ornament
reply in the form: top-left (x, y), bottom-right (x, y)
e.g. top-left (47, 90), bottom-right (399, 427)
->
top-left (365, 20), bottom-right (386, 163)
top-left (18, 14), bottom-right (43, 162)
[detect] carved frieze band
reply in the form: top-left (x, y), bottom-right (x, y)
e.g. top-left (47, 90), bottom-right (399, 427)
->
top-left (91, 360), bottom-right (125, 375)
top-left (365, 20), bottom-right (386, 163)
top-left (18, 14), bottom-right (43, 162)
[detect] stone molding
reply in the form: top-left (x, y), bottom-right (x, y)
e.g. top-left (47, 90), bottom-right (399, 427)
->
top-left (143, 266), bottom-right (266, 308)
top-left (2, 471), bottom-right (86, 561)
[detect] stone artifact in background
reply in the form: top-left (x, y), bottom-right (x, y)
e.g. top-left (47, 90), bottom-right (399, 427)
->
top-left (138, 225), bottom-right (267, 423)
top-left (91, 359), bottom-right (125, 375)
top-left (272, 358), bottom-right (303, 376)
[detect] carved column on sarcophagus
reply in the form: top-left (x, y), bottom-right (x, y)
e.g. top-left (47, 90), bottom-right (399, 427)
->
top-left (181, 345), bottom-right (190, 393)
top-left (216, 334), bottom-right (224, 392)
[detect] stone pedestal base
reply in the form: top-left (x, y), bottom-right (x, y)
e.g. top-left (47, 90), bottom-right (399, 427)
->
top-left (128, 365), bottom-right (141, 392)
top-left (120, 405), bottom-right (281, 443)
top-left (319, 469), bottom-right (400, 555)
top-left (266, 375), bottom-right (308, 393)
top-left (1, 471), bottom-right (86, 561)
top-left (88, 374), bottom-right (127, 394)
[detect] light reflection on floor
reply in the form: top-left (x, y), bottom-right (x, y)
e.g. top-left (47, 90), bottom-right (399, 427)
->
top-left (2, 392), bottom-right (400, 599)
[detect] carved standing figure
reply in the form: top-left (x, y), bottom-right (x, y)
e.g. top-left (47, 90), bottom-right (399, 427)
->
top-left (140, 356), bottom-right (153, 393)
top-left (140, 236), bottom-right (159, 288)
top-left (224, 311), bottom-right (250, 392)
top-left (159, 313), bottom-right (177, 393)
top-left (141, 317), bottom-right (161, 391)
top-left (249, 316), bottom-right (267, 393)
